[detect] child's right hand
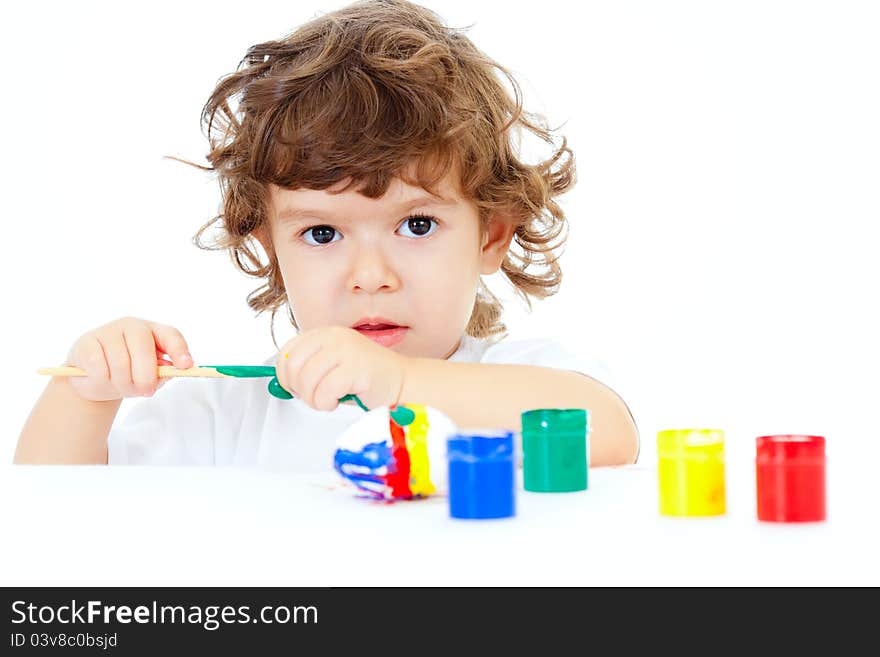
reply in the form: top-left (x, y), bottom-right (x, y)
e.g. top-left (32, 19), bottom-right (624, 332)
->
top-left (64, 317), bottom-right (194, 402)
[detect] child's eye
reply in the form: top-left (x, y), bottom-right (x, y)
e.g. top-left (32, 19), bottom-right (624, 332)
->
top-left (397, 215), bottom-right (438, 238)
top-left (301, 225), bottom-right (341, 246)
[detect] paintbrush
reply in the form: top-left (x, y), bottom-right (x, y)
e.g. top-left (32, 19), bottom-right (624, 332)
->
top-left (37, 364), bottom-right (369, 410)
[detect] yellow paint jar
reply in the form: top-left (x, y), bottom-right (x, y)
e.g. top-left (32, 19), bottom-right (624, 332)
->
top-left (657, 429), bottom-right (726, 516)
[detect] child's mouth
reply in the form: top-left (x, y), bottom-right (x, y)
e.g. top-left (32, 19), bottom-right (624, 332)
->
top-left (351, 320), bottom-right (409, 348)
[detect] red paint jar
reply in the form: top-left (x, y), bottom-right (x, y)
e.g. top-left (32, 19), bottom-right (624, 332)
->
top-left (756, 435), bottom-right (826, 522)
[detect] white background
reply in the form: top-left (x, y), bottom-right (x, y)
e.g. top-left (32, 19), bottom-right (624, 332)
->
top-left (4, 464), bottom-right (875, 586)
top-left (1, 0), bottom-right (878, 583)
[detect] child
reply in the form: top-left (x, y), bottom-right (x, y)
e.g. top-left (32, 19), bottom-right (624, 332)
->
top-left (15, 0), bottom-right (638, 467)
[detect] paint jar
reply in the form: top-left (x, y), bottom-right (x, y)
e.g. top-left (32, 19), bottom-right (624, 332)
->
top-left (447, 430), bottom-right (515, 519)
top-left (657, 429), bottom-right (726, 516)
top-left (521, 409), bottom-right (589, 492)
top-left (756, 435), bottom-right (826, 522)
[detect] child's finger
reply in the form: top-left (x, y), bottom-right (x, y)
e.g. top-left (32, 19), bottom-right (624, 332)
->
top-left (276, 334), bottom-right (323, 397)
top-left (124, 324), bottom-right (160, 396)
top-left (311, 364), bottom-right (354, 412)
top-left (148, 322), bottom-right (193, 369)
top-left (96, 333), bottom-right (136, 398)
top-left (73, 337), bottom-right (110, 382)
top-left (295, 351), bottom-right (342, 409)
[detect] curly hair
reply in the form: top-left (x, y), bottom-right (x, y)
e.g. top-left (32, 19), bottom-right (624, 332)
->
top-left (174, 0), bottom-right (574, 345)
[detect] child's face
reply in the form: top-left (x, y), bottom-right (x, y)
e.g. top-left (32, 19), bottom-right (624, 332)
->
top-left (262, 169), bottom-right (514, 358)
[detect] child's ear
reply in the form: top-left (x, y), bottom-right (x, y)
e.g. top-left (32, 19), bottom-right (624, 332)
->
top-left (479, 213), bottom-right (517, 275)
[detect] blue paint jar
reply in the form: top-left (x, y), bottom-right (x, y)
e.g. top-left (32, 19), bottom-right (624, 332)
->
top-left (447, 430), bottom-right (516, 519)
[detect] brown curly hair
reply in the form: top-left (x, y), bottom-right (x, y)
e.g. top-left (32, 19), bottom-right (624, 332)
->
top-left (172, 0), bottom-right (574, 346)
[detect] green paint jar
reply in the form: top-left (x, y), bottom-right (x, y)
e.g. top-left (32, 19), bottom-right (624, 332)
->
top-left (521, 408), bottom-right (590, 492)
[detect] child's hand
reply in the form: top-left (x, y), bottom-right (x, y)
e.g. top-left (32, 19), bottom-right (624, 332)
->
top-left (275, 327), bottom-right (408, 411)
top-left (64, 317), bottom-right (194, 402)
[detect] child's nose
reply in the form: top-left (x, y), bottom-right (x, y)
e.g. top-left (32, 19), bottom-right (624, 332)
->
top-left (347, 245), bottom-right (401, 293)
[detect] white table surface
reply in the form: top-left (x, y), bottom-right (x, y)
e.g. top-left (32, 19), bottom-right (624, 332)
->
top-left (1, 456), bottom-right (877, 587)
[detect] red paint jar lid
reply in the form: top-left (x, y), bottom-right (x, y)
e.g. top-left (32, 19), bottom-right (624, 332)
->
top-left (756, 435), bottom-right (825, 463)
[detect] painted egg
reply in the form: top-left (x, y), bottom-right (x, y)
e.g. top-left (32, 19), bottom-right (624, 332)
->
top-left (333, 403), bottom-right (457, 500)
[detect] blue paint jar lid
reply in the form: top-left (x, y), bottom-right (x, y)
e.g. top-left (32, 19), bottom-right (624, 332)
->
top-left (447, 430), bottom-right (516, 519)
top-left (448, 429), bottom-right (514, 461)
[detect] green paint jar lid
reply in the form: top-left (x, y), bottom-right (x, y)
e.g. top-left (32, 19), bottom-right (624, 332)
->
top-left (521, 408), bottom-right (589, 493)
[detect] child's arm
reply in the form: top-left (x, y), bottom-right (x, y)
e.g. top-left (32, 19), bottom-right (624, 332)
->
top-left (275, 327), bottom-right (639, 467)
top-left (14, 317), bottom-right (194, 465)
top-left (401, 359), bottom-right (639, 466)
top-left (14, 378), bottom-right (121, 464)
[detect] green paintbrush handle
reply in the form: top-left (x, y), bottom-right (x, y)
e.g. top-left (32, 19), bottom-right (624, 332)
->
top-left (205, 365), bottom-right (369, 410)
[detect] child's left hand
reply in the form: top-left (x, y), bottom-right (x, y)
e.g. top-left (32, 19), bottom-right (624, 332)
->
top-left (275, 327), bottom-right (408, 411)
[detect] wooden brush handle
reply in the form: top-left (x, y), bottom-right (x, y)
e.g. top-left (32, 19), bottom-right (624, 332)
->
top-left (37, 366), bottom-right (228, 378)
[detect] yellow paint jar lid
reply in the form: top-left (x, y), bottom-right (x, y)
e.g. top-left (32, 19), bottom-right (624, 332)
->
top-left (657, 428), bottom-right (725, 457)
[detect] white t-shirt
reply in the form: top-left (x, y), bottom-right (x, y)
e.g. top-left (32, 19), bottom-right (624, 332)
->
top-left (107, 334), bottom-right (618, 469)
